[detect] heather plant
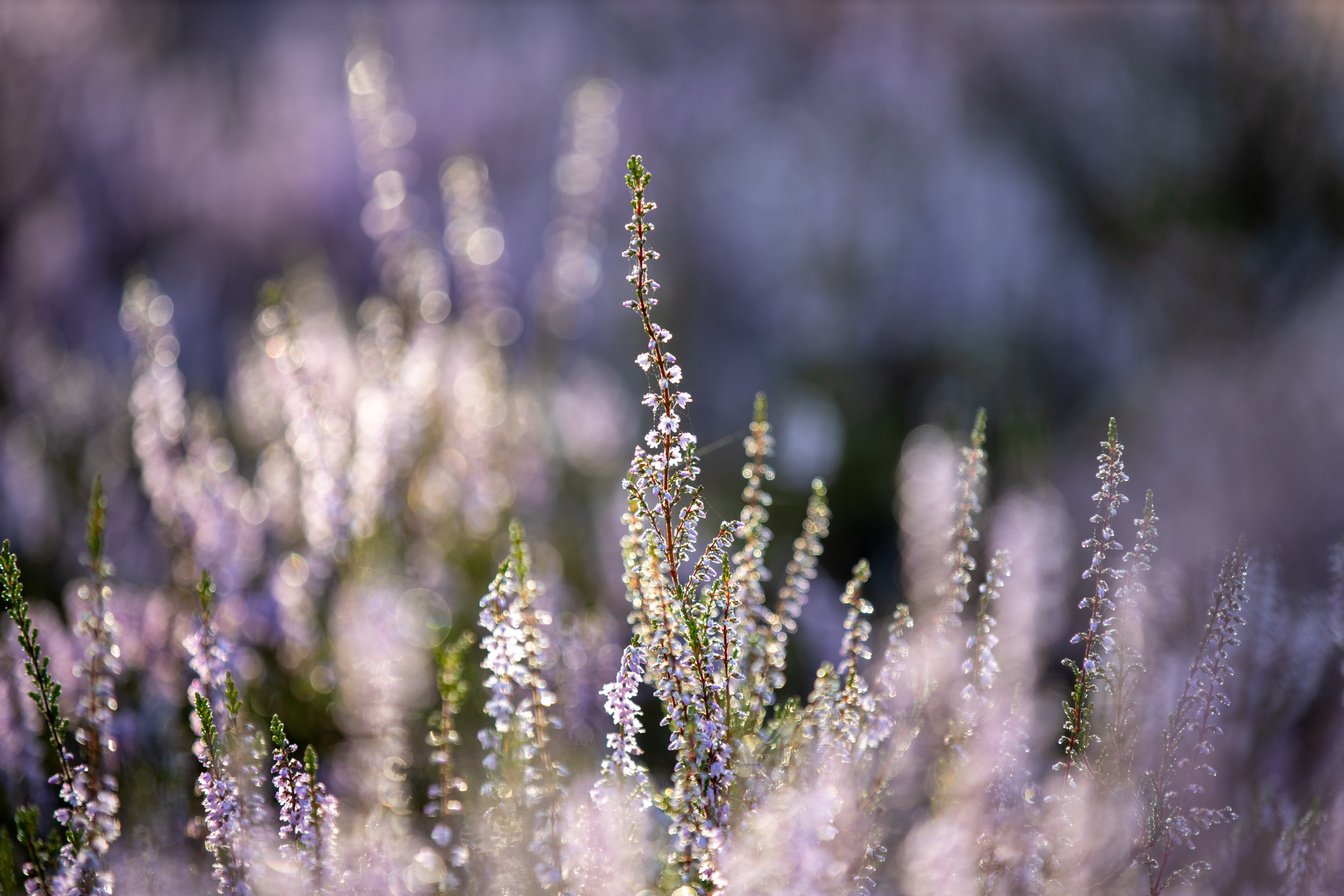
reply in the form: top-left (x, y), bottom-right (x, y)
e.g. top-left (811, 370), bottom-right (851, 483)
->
top-left (1, 48), bottom-right (1338, 896)
top-left (2, 481), bottom-right (121, 896)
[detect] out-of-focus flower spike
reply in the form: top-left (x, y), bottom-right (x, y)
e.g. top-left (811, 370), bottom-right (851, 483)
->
top-left (768, 478), bottom-right (832, 705)
top-left (731, 393), bottom-right (778, 724)
top-left (937, 408), bottom-right (987, 634)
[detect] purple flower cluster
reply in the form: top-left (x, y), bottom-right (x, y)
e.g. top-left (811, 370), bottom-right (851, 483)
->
top-left (1060, 418), bottom-right (1130, 773)
top-left (270, 718), bottom-right (340, 893)
top-left (594, 642), bottom-right (651, 804)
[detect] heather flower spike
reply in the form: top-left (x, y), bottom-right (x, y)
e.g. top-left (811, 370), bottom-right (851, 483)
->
top-left (427, 627), bottom-right (474, 882)
top-left (1145, 542), bottom-right (1250, 893)
top-left (3, 542), bottom-right (73, 896)
top-left (939, 408), bottom-right (988, 634)
top-left (731, 393), bottom-right (777, 726)
top-left (1100, 488), bottom-right (1159, 782)
top-left (768, 478), bottom-right (831, 703)
top-left (834, 560), bottom-right (876, 752)
top-left (964, 550), bottom-right (1012, 702)
top-left (3, 488), bottom-right (123, 896)
top-left (193, 693), bottom-right (249, 896)
top-left (621, 155), bottom-right (737, 891)
top-left (476, 522), bottom-right (563, 892)
top-left (595, 640), bottom-right (653, 806)
top-left (270, 715), bottom-right (340, 893)
top-left (1060, 417), bottom-right (1128, 776)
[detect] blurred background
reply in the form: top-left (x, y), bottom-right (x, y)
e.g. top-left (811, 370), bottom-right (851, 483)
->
top-left (3, 0), bottom-right (1344, 883)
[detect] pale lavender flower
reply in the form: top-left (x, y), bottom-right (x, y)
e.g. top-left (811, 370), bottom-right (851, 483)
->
top-left (594, 642), bottom-right (652, 804)
top-left (1060, 418), bottom-right (1129, 774)
top-left (476, 524), bottom-right (563, 891)
top-left (183, 572), bottom-right (233, 724)
top-left (833, 561), bottom-right (875, 753)
top-left (270, 717), bottom-right (340, 893)
top-left (534, 78), bottom-right (622, 339)
top-left (962, 550), bottom-right (1012, 703)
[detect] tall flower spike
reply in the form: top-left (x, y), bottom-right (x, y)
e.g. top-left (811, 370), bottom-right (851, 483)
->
top-left (426, 628), bottom-right (474, 883)
top-left (594, 641), bottom-right (652, 806)
top-left (938, 409), bottom-right (987, 634)
top-left (1100, 489), bottom-right (1158, 783)
top-left (622, 155), bottom-right (702, 574)
top-left (731, 393), bottom-right (777, 724)
top-left (1145, 543), bottom-right (1249, 894)
top-left (476, 524), bottom-right (563, 892)
top-left (834, 560), bottom-right (875, 753)
top-left (1059, 417), bottom-right (1128, 776)
top-left (620, 155), bottom-right (736, 892)
top-left (185, 571), bottom-right (232, 722)
top-left (66, 476), bottom-right (121, 893)
top-left (963, 550), bottom-right (1012, 703)
top-left (270, 716), bottom-right (339, 893)
top-left (193, 694), bottom-right (249, 896)
top-left (1, 540), bottom-right (93, 895)
top-left (768, 478), bottom-right (831, 703)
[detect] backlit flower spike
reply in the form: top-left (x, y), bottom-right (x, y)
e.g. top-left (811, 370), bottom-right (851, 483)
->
top-left (938, 408), bottom-right (987, 634)
top-left (594, 641), bottom-right (653, 806)
top-left (185, 571), bottom-right (233, 724)
top-left (270, 716), bottom-right (340, 893)
top-left (193, 694), bottom-right (249, 896)
top-left (767, 479), bottom-right (832, 704)
top-left (70, 476), bottom-right (121, 889)
top-left (834, 560), bottom-right (875, 753)
top-left (476, 524), bottom-right (564, 891)
top-left (621, 156), bottom-right (739, 892)
top-left (730, 393), bottom-right (779, 724)
top-left (121, 274), bottom-right (265, 600)
top-left (1059, 417), bottom-right (1128, 776)
top-left (1145, 543), bottom-right (1250, 894)
top-left (426, 627), bottom-right (474, 882)
top-left (1, 541), bottom-right (102, 895)
top-left (1101, 489), bottom-right (1159, 780)
top-left (534, 78), bottom-right (623, 337)
top-left (963, 550), bottom-right (1012, 703)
